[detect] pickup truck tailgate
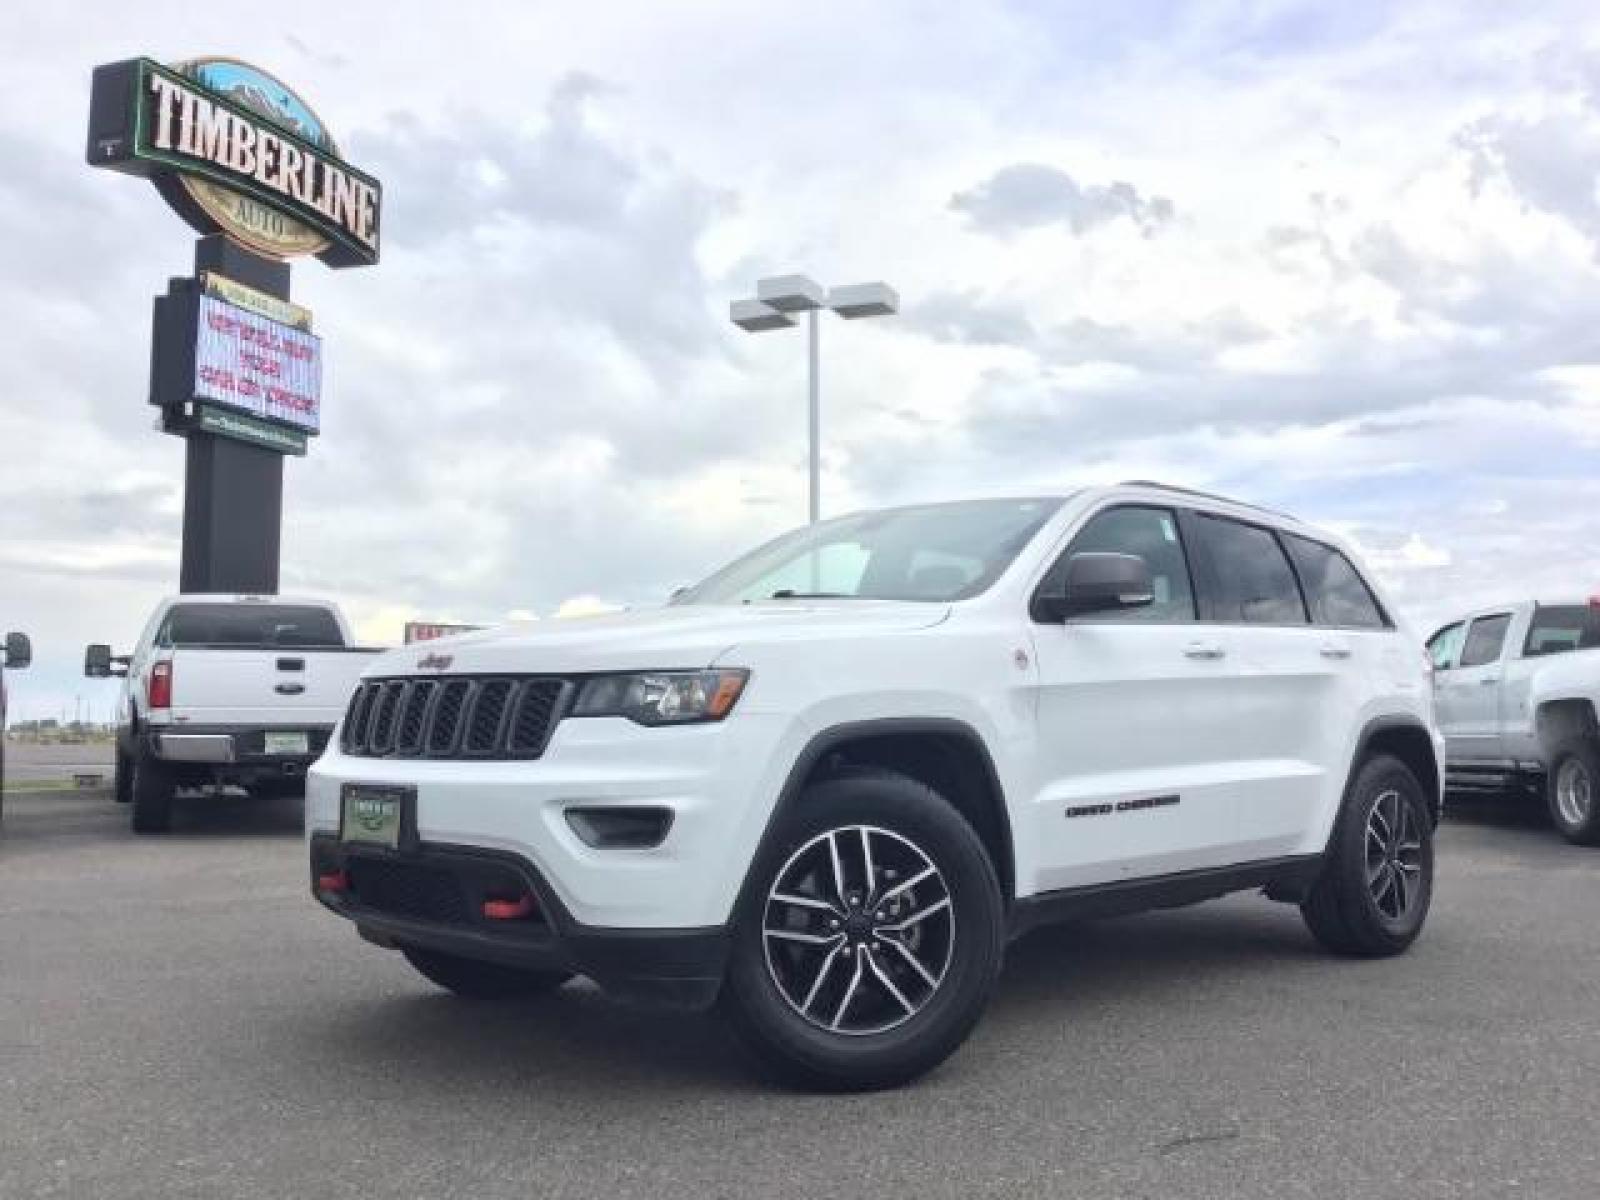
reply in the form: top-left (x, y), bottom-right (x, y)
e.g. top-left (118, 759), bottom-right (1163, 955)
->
top-left (166, 648), bottom-right (373, 726)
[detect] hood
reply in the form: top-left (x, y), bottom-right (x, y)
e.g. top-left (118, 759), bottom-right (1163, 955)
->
top-left (366, 600), bottom-right (950, 677)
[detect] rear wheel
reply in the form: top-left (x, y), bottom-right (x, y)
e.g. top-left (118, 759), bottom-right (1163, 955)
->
top-left (1302, 754), bottom-right (1434, 957)
top-left (130, 753), bottom-right (175, 834)
top-left (720, 770), bottom-right (1005, 1091)
top-left (1547, 737), bottom-right (1600, 845)
top-left (400, 946), bottom-right (571, 999)
top-left (113, 748), bottom-right (134, 804)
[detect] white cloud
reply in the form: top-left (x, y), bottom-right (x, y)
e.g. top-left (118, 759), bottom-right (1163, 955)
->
top-left (5, 1), bottom-right (1600, 718)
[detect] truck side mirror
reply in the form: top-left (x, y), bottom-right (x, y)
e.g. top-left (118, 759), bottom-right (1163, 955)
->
top-left (1036, 553), bottom-right (1155, 621)
top-left (84, 643), bottom-right (114, 678)
top-left (4, 632), bottom-right (30, 669)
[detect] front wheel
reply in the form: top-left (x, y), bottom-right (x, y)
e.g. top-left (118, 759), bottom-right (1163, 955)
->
top-left (1547, 738), bottom-right (1600, 846)
top-left (720, 770), bottom-right (1005, 1091)
top-left (1302, 754), bottom-right (1434, 957)
top-left (400, 946), bottom-right (571, 1000)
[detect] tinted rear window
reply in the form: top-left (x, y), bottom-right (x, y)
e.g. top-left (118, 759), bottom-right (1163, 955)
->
top-left (1282, 534), bottom-right (1388, 629)
top-left (1524, 605), bottom-right (1600, 656)
top-left (157, 604), bottom-right (345, 649)
top-left (1189, 514), bottom-right (1308, 624)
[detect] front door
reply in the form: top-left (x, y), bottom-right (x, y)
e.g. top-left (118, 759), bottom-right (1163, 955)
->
top-left (1441, 613), bottom-right (1511, 763)
top-left (1027, 503), bottom-right (1243, 891)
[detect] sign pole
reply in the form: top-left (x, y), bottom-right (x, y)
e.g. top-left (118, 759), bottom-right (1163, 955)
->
top-left (178, 235), bottom-right (291, 594)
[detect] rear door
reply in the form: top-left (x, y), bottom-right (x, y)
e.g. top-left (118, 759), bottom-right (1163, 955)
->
top-left (1027, 503), bottom-right (1244, 889)
top-left (1442, 613), bottom-right (1512, 763)
top-left (1182, 513), bottom-right (1339, 860)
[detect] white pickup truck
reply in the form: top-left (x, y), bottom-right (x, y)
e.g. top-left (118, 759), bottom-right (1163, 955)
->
top-left (86, 595), bottom-right (380, 833)
top-left (1428, 599), bottom-right (1600, 843)
top-left (1, 629), bottom-right (32, 816)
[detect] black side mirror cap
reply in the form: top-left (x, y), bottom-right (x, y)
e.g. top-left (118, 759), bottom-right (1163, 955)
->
top-left (1036, 552), bottom-right (1156, 621)
top-left (4, 632), bottom-right (30, 669)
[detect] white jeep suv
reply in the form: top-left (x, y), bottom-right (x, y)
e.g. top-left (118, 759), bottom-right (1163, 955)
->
top-left (308, 482), bottom-right (1442, 1089)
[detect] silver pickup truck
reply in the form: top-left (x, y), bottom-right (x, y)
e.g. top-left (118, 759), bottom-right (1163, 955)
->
top-left (0, 630), bottom-right (32, 820)
top-left (1428, 599), bottom-right (1600, 844)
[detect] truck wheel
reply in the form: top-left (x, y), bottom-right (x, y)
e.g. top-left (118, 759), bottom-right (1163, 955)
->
top-left (113, 749), bottom-right (134, 804)
top-left (130, 754), bottom-right (176, 834)
top-left (720, 769), bottom-right (1005, 1091)
top-left (1547, 738), bottom-right (1600, 845)
top-left (399, 946), bottom-right (571, 999)
top-left (1302, 754), bottom-right (1434, 957)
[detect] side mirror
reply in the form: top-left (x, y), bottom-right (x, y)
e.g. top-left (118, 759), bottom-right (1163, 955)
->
top-left (4, 632), bottom-right (30, 669)
top-left (1037, 552), bottom-right (1155, 621)
top-left (84, 643), bottom-right (116, 678)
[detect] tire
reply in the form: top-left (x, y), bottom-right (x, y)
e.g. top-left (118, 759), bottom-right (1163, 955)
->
top-left (400, 946), bottom-right (571, 999)
top-left (1547, 737), bottom-right (1600, 846)
top-left (1302, 754), bottom-right (1434, 957)
top-left (130, 753), bottom-right (176, 834)
top-left (720, 769), bottom-right (1005, 1091)
top-left (113, 748), bottom-right (134, 804)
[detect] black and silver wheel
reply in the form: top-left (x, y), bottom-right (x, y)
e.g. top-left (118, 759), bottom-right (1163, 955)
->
top-left (722, 769), bottom-right (1004, 1091)
top-left (130, 752), bottom-right (175, 834)
top-left (1547, 738), bottom-right (1600, 845)
top-left (400, 946), bottom-right (572, 1000)
top-left (1302, 754), bottom-right (1434, 956)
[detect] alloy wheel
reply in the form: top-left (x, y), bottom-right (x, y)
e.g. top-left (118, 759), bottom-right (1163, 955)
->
top-left (1555, 757), bottom-right (1592, 830)
top-left (1365, 788), bottom-right (1424, 923)
top-left (762, 825), bottom-right (954, 1036)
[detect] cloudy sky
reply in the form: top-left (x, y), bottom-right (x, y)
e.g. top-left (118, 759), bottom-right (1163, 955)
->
top-left (5, 0), bottom-right (1600, 720)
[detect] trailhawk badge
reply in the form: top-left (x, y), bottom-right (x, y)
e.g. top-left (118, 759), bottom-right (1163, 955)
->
top-left (417, 653), bottom-right (454, 671)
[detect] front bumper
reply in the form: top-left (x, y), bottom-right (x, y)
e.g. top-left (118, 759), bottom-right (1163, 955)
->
top-left (148, 724), bottom-right (333, 769)
top-left (310, 834), bottom-right (728, 1009)
top-left (306, 711), bottom-right (802, 930)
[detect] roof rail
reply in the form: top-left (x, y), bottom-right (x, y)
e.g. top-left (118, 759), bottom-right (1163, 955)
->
top-left (1116, 480), bottom-right (1297, 523)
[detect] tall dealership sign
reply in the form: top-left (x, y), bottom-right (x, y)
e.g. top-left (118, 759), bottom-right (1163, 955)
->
top-left (87, 57), bottom-right (381, 593)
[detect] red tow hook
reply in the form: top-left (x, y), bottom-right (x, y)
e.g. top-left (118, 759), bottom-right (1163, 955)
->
top-left (482, 893), bottom-right (536, 920)
top-left (317, 870), bottom-right (349, 894)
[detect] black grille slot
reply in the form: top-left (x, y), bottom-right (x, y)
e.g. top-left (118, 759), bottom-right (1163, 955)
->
top-left (508, 680), bottom-right (566, 756)
top-left (346, 857), bottom-right (469, 925)
top-left (428, 680), bottom-right (471, 754)
top-left (341, 675), bottom-right (569, 760)
top-left (395, 681), bottom-right (435, 755)
top-left (341, 683), bottom-right (375, 753)
top-left (368, 681), bottom-right (405, 754)
top-left (464, 680), bottom-right (514, 755)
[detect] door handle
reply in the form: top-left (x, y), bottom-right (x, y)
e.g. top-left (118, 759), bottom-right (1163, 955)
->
top-left (1479, 676), bottom-right (1500, 686)
top-left (1184, 641), bottom-right (1226, 660)
top-left (1319, 644), bottom-right (1352, 660)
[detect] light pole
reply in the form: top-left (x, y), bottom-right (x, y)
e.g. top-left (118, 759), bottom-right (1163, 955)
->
top-left (730, 275), bottom-right (899, 524)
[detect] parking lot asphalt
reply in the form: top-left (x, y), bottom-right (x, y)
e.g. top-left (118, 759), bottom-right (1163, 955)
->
top-left (1, 787), bottom-right (1595, 1200)
top-left (2, 740), bottom-right (114, 786)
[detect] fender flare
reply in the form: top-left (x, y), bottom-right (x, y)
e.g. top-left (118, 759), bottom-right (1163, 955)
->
top-left (729, 717), bottom-right (1016, 918)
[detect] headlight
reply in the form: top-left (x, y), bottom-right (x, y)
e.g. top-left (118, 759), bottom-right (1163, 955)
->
top-left (571, 669), bottom-right (749, 726)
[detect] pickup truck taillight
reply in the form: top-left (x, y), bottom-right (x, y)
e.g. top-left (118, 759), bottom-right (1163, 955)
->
top-left (149, 660), bottom-right (173, 710)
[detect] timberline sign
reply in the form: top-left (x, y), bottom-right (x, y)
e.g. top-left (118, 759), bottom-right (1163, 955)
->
top-left (87, 57), bottom-right (381, 268)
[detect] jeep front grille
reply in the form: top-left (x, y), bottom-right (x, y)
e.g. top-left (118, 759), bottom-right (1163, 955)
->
top-left (340, 677), bottom-right (570, 760)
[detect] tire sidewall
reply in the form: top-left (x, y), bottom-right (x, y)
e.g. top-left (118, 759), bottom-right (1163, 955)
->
top-left (1547, 740), bottom-right (1600, 844)
top-left (1333, 755), bottom-right (1434, 949)
top-left (723, 772), bottom-right (1004, 1088)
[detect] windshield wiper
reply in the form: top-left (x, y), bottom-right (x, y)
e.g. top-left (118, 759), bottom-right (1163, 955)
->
top-left (768, 589), bottom-right (855, 599)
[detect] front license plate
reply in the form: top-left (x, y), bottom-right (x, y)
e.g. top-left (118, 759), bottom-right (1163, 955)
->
top-left (340, 784), bottom-right (410, 850)
top-left (265, 730), bottom-right (310, 756)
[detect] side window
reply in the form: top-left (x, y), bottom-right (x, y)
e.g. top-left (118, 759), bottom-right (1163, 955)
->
top-left (1042, 505), bottom-right (1195, 622)
top-left (1282, 534), bottom-right (1388, 629)
top-left (1427, 623), bottom-right (1465, 671)
top-left (1189, 515), bottom-right (1308, 625)
top-left (1523, 606), bottom-right (1600, 656)
top-left (1459, 614), bottom-right (1512, 668)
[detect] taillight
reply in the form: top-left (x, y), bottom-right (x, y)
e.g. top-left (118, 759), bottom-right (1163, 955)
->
top-left (149, 660), bottom-right (173, 709)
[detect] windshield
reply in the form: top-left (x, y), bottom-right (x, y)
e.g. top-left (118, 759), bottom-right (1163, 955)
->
top-left (156, 603), bottom-right (346, 649)
top-left (675, 498), bottom-right (1063, 605)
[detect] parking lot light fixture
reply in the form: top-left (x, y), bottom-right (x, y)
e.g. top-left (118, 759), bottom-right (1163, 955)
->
top-left (730, 274), bottom-right (900, 524)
